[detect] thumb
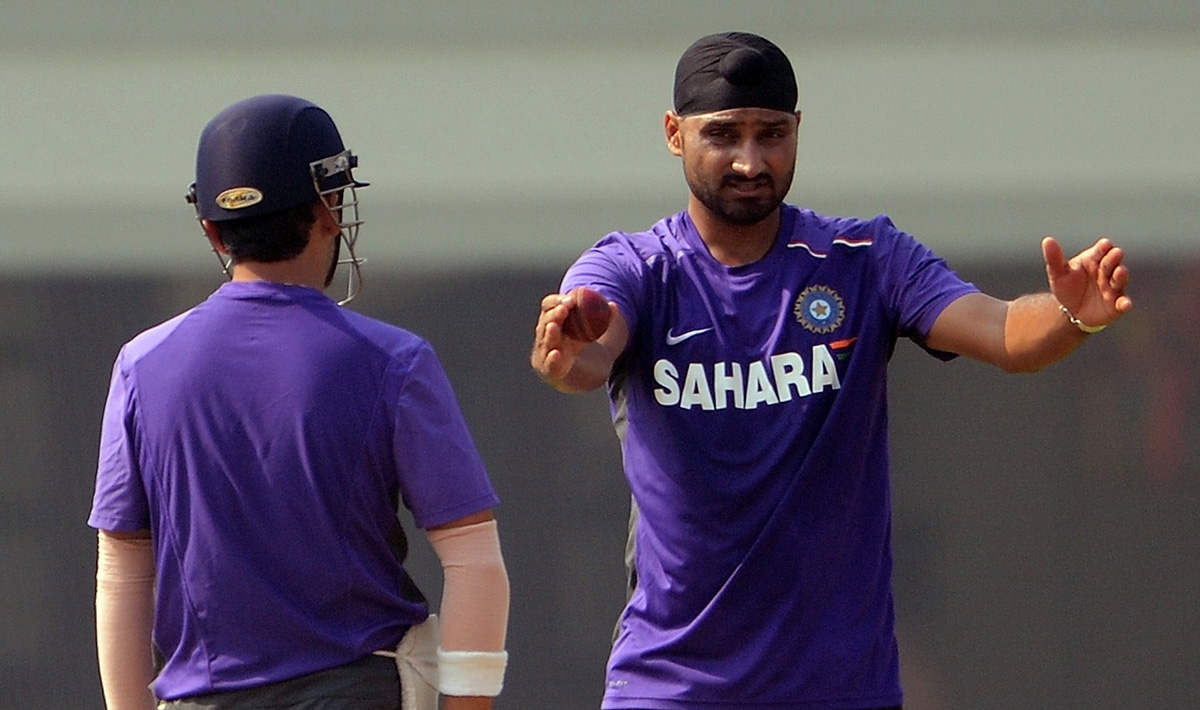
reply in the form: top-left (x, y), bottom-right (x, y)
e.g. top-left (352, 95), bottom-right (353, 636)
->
top-left (1041, 236), bottom-right (1069, 281)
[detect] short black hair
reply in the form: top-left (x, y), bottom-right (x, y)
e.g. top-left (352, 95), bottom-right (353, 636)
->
top-left (214, 200), bottom-right (319, 263)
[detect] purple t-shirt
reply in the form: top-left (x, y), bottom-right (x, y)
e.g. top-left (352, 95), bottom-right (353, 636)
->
top-left (89, 280), bottom-right (498, 700)
top-left (563, 206), bottom-right (977, 709)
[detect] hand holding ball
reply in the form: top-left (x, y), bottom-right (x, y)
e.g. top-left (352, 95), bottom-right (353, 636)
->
top-left (560, 287), bottom-right (612, 342)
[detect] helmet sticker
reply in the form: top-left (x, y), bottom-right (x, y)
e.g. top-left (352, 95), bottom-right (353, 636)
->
top-left (215, 187), bottom-right (264, 210)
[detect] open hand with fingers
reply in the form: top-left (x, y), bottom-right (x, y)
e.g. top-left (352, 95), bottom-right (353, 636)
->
top-left (1042, 236), bottom-right (1133, 331)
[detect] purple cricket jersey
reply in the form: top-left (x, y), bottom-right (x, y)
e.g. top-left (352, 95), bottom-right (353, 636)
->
top-left (89, 280), bottom-right (499, 700)
top-left (563, 205), bottom-right (977, 709)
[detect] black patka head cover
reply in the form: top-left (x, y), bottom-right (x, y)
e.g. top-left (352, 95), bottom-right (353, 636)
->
top-left (673, 32), bottom-right (797, 115)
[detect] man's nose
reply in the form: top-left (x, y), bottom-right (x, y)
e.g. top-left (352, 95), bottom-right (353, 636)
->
top-left (730, 142), bottom-right (766, 177)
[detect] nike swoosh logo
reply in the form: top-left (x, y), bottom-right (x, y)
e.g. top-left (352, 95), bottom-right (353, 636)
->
top-left (665, 327), bottom-right (713, 345)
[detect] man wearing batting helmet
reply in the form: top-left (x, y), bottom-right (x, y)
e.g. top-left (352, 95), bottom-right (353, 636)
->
top-left (91, 94), bottom-right (509, 710)
top-left (531, 32), bottom-right (1132, 709)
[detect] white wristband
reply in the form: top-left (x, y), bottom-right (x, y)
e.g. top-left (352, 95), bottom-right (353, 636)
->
top-left (436, 647), bottom-right (508, 696)
top-left (1059, 304), bottom-right (1107, 334)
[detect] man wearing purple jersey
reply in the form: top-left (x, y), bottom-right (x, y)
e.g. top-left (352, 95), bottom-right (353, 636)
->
top-left (90, 95), bottom-right (509, 710)
top-left (530, 32), bottom-right (1132, 710)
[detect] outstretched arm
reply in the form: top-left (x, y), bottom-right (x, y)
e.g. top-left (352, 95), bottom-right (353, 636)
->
top-left (530, 291), bottom-right (628, 393)
top-left (926, 236), bottom-right (1132, 372)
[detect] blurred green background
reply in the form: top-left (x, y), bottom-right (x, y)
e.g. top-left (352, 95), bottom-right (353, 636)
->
top-left (1, 3), bottom-right (1196, 708)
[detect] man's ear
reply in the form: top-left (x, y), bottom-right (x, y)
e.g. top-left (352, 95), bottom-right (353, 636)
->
top-left (664, 111), bottom-right (684, 157)
top-left (312, 199), bottom-right (341, 237)
top-left (200, 219), bottom-right (228, 254)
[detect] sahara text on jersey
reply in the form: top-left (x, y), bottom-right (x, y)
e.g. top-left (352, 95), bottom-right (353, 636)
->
top-left (652, 344), bottom-right (843, 411)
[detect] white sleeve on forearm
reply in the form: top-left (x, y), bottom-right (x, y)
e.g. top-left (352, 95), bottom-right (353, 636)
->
top-left (426, 519), bottom-right (509, 696)
top-left (95, 532), bottom-right (157, 710)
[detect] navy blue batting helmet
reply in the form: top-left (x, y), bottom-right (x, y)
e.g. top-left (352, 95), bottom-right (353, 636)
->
top-left (188, 94), bottom-right (366, 221)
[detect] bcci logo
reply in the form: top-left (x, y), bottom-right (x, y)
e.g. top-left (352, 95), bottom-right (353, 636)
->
top-left (794, 285), bottom-right (845, 334)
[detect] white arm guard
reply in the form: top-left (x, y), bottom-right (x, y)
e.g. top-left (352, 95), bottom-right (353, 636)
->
top-left (426, 519), bottom-right (509, 696)
top-left (95, 532), bottom-right (157, 710)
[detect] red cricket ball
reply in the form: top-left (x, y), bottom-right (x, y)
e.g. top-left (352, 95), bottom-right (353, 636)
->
top-left (561, 287), bottom-right (612, 342)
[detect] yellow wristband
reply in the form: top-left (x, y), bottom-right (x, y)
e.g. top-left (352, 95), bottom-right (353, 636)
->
top-left (1059, 304), bottom-right (1107, 334)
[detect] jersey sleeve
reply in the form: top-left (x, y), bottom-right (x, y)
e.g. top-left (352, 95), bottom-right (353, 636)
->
top-left (389, 342), bottom-right (500, 529)
top-left (871, 215), bottom-right (978, 349)
top-left (88, 347), bottom-right (151, 532)
top-left (561, 233), bottom-right (645, 343)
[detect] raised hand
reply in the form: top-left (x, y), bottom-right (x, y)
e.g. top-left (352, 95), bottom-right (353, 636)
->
top-left (1042, 236), bottom-right (1133, 328)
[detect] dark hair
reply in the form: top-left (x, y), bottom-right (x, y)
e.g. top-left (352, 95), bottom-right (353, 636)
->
top-left (214, 201), bottom-right (319, 263)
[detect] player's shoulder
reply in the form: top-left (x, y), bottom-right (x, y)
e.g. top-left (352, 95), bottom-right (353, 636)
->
top-left (783, 205), bottom-right (905, 256)
top-left (589, 211), bottom-right (690, 259)
top-left (336, 311), bottom-right (458, 393)
top-left (566, 213), bottom-right (688, 294)
top-left (117, 308), bottom-right (195, 369)
top-left (337, 308), bottom-right (432, 360)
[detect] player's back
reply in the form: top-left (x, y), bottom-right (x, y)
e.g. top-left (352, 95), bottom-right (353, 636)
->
top-left (121, 280), bottom-right (429, 696)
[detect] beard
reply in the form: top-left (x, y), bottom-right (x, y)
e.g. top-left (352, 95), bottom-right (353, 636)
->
top-left (685, 167), bottom-right (793, 226)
